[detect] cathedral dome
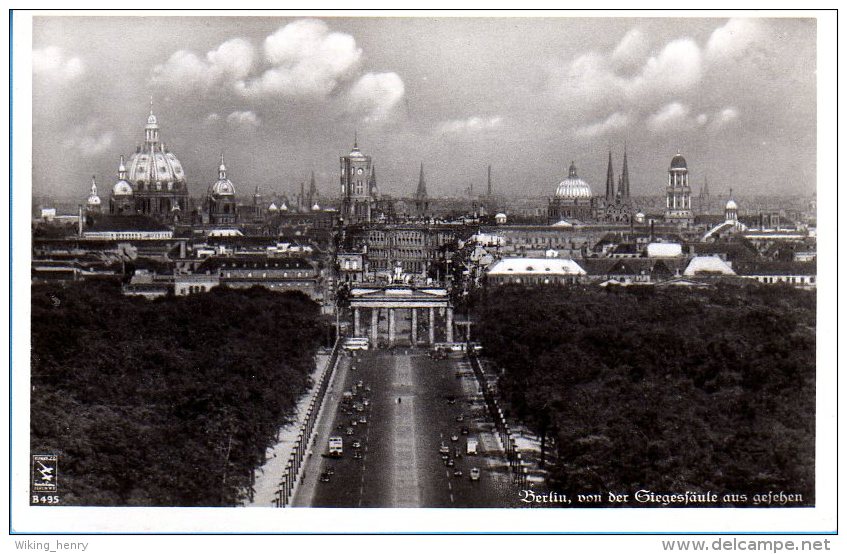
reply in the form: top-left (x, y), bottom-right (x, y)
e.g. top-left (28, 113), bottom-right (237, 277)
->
top-left (726, 198), bottom-right (738, 211)
top-left (670, 152), bottom-right (687, 170)
top-left (126, 107), bottom-right (186, 188)
top-left (555, 162), bottom-right (593, 199)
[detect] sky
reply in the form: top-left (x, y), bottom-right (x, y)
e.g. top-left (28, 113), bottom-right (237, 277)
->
top-left (30, 15), bottom-right (817, 201)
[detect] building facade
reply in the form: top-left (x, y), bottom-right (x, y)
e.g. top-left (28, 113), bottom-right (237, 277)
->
top-left (340, 136), bottom-right (377, 225)
top-left (665, 151), bottom-right (694, 224)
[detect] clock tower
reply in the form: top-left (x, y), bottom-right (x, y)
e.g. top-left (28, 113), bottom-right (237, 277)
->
top-left (340, 133), bottom-right (376, 225)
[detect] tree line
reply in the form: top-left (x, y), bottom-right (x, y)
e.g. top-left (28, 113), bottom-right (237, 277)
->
top-left (474, 283), bottom-right (816, 507)
top-left (31, 282), bottom-right (325, 506)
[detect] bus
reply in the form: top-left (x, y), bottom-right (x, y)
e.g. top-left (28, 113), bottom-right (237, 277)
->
top-left (342, 337), bottom-right (370, 351)
top-left (328, 436), bottom-right (343, 457)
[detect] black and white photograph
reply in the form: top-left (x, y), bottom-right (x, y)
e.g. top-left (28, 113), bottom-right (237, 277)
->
top-left (8, 7), bottom-right (838, 540)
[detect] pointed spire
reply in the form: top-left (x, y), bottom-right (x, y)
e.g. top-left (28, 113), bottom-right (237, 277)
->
top-left (90, 175), bottom-right (97, 195)
top-left (369, 165), bottom-right (378, 195)
top-left (309, 170), bottom-right (317, 196)
top-left (416, 162), bottom-right (427, 198)
top-left (353, 129), bottom-right (359, 150)
top-left (605, 150), bottom-right (615, 201)
top-left (621, 144), bottom-right (630, 200)
top-left (568, 161), bottom-right (578, 178)
top-left (149, 95), bottom-right (154, 116)
top-left (218, 153), bottom-right (227, 180)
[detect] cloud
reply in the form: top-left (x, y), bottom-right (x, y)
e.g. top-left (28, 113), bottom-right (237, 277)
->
top-left (648, 102), bottom-right (690, 131)
top-left (550, 36), bottom-right (702, 116)
top-left (348, 72), bottom-right (405, 121)
top-left (32, 46), bottom-right (83, 82)
top-left (238, 19), bottom-right (362, 98)
top-left (62, 121), bottom-right (114, 157)
top-left (706, 18), bottom-right (763, 61)
top-left (150, 38), bottom-right (254, 94)
top-left (436, 115), bottom-right (503, 135)
top-left (696, 113), bottom-right (709, 126)
top-left (574, 112), bottom-right (631, 137)
top-left (226, 110), bottom-right (261, 128)
top-left (611, 29), bottom-right (649, 70)
top-left (632, 39), bottom-right (702, 98)
top-left (205, 113), bottom-right (221, 124)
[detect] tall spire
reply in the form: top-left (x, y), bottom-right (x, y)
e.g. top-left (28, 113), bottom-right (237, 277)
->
top-left (620, 144), bottom-right (630, 200)
top-left (369, 165), bottom-right (378, 195)
top-left (487, 165), bottom-right (492, 197)
top-left (702, 173), bottom-right (710, 197)
top-left (416, 162), bottom-right (427, 198)
top-left (605, 150), bottom-right (615, 201)
top-left (353, 129), bottom-right (358, 150)
top-left (149, 95), bottom-right (154, 116)
top-left (309, 171), bottom-right (317, 196)
top-left (90, 175), bottom-right (97, 196)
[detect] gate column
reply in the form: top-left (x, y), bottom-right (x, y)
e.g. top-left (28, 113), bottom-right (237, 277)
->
top-left (446, 307), bottom-right (454, 343)
top-left (388, 309), bottom-right (396, 346)
top-left (411, 308), bottom-right (418, 346)
top-left (429, 307), bottom-right (436, 344)
top-left (370, 308), bottom-right (379, 345)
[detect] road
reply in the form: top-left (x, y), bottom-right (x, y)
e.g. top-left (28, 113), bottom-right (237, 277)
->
top-left (292, 349), bottom-right (520, 507)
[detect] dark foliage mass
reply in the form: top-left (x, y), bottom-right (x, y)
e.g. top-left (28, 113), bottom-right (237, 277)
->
top-left (31, 282), bottom-right (324, 506)
top-left (475, 284), bottom-right (816, 507)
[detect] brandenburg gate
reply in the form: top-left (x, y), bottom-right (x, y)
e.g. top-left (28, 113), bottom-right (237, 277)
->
top-left (349, 285), bottom-right (454, 347)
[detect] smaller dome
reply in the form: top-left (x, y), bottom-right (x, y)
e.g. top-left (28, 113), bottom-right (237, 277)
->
top-left (113, 180), bottom-right (133, 196)
top-left (210, 179), bottom-right (235, 196)
top-left (280, 202), bottom-right (289, 211)
top-left (670, 152), bottom-right (687, 170)
top-left (87, 194), bottom-right (101, 206)
top-left (147, 113), bottom-right (158, 126)
top-left (726, 199), bottom-right (738, 210)
top-left (312, 202), bottom-right (321, 211)
top-left (268, 202), bottom-right (278, 212)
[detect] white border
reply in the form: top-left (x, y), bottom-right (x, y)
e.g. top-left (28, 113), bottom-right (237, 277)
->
top-left (6, 7), bottom-right (839, 538)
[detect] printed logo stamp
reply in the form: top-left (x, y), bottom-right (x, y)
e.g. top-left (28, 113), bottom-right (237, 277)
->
top-left (31, 454), bottom-right (58, 492)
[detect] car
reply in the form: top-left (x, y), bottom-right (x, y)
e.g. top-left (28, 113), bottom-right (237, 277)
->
top-left (461, 427), bottom-right (469, 435)
top-left (325, 468), bottom-right (335, 476)
top-left (453, 469), bottom-right (463, 477)
top-left (446, 398), bottom-right (457, 405)
top-left (357, 380), bottom-right (364, 388)
top-left (363, 399), bottom-right (370, 407)
top-left (451, 434), bottom-right (459, 442)
top-left (320, 472), bottom-right (331, 482)
top-left (470, 468), bottom-right (481, 481)
top-left (446, 458), bottom-right (455, 467)
top-left (358, 416), bottom-right (367, 424)
top-left (454, 448), bottom-right (462, 459)
top-left (356, 405), bottom-right (365, 412)
top-left (353, 451), bottom-right (363, 460)
top-left (439, 443), bottom-right (450, 455)
top-left (352, 440), bottom-right (361, 449)
top-left (345, 427), bottom-right (354, 436)
top-left (351, 420), bottom-right (358, 427)
top-left (441, 453), bottom-right (449, 461)
top-left (456, 414), bottom-right (465, 422)
top-left (364, 385), bottom-right (371, 392)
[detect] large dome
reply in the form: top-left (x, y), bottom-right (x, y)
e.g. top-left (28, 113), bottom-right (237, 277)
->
top-left (555, 162), bottom-right (593, 199)
top-left (126, 147), bottom-right (186, 188)
top-left (125, 107), bottom-right (186, 189)
top-left (670, 152), bottom-right (687, 170)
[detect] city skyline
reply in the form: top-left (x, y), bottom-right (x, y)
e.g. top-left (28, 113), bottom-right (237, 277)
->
top-left (33, 17), bottom-right (816, 201)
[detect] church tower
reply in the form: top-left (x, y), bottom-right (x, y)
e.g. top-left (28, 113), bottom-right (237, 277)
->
top-left (340, 133), bottom-right (375, 225)
top-left (619, 146), bottom-right (631, 200)
top-left (605, 150), bottom-right (616, 202)
top-left (415, 162), bottom-right (429, 217)
top-left (664, 150), bottom-right (693, 224)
